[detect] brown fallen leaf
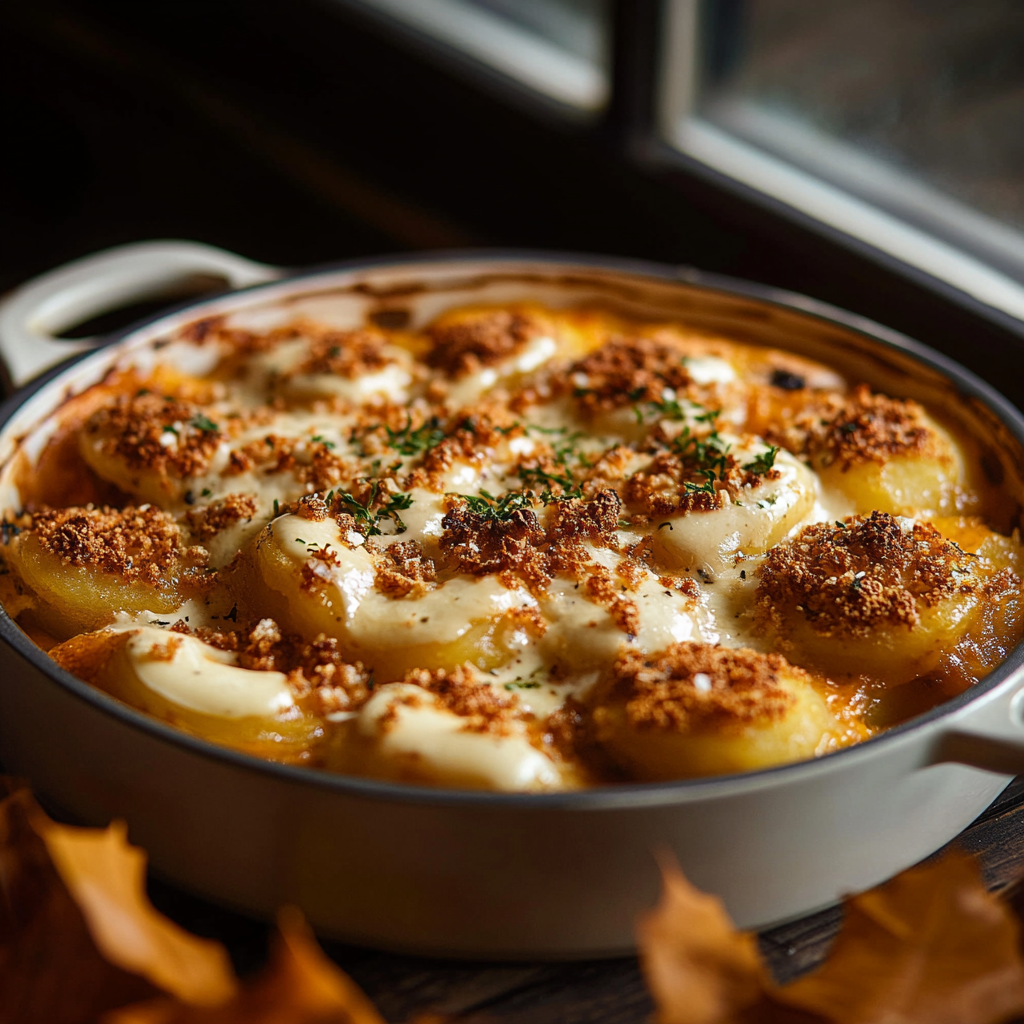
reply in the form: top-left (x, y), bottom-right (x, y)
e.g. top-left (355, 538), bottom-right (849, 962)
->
top-left (0, 779), bottom-right (236, 1024)
top-left (107, 906), bottom-right (387, 1024)
top-left (772, 851), bottom-right (1024, 1024)
top-left (637, 854), bottom-right (771, 1024)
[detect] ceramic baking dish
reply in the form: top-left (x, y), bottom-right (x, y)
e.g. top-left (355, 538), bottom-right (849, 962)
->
top-left (1, 241), bottom-right (1023, 958)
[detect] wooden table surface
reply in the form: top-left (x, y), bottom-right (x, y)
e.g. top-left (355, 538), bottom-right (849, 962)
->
top-left (144, 775), bottom-right (1024, 1024)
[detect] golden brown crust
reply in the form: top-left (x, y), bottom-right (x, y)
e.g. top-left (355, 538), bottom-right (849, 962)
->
top-left (185, 493), bottom-right (258, 542)
top-left (567, 335), bottom-right (693, 414)
top-left (374, 540), bottom-right (437, 598)
top-left (426, 311), bottom-right (539, 379)
top-left (606, 642), bottom-right (798, 732)
top-left (440, 501), bottom-right (550, 584)
top-left (293, 328), bottom-right (392, 379)
top-left (84, 393), bottom-right (224, 480)
top-left (22, 505), bottom-right (181, 584)
top-left (191, 618), bottom-right (372, 716)
top-left (756, 511), bottom-right (979, 637)
top-left (439, 490), bottom-right (624, 596)
top-left (772, 384), bottom-right (944, 468)
top-left (398, 665), bottom-right (521, 735)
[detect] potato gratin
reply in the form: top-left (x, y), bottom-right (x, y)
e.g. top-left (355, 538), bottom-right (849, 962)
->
top-left (1, 302), bottom-right (1021, 790)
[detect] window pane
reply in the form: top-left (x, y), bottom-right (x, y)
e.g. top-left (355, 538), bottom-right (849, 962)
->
top-left (687, 0), bottom-right (1024, 281)
top-left (348, 0), bottom-right (612, 110)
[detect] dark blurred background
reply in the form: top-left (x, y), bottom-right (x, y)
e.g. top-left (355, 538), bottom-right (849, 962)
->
top-left (3, 0), bottom-right (1024, 401)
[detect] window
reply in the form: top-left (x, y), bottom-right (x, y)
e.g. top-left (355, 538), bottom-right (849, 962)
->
top-left (662, 0), bottom-right (1024, 321)
top-left (343, 0), bottom-right (613, 111)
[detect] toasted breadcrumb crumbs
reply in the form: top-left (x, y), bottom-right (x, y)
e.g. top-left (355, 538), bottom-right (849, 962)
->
top-left (397, 665), bottom-right (521, 735)
top-left (426, 311), bottom-right (539, 378)
top-left (769, 384), bottom-right (945, 468)
top-left (374, 540), bottom-right (437, 598)
top-left (567, 336), bottom-right (693, 414)
top-left (185, 493), bottom-right (258, 542)
top-left (294, 328), bottom-right (392, 379)
top-left (85, 394), bottom-right (224, 479)
top-left (756, 511), bottom-right (982, 637)
top-left (609, 642), bottom-right (797, 731)
top-left (23, 505), bottom-right (181, 584)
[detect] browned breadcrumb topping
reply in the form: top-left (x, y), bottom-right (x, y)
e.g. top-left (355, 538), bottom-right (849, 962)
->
top-left (584, 565), bottom-right (640, 636)
top-left (426, 311), bottom-right (539, 379)
top-left (185, 493), bottom-right (258, 542)
top-left (438, 489), bottom-right (648, 631)
top-left (299, 543), bottom-right (344, 594)
top-left (395, 665), bottom-right (522, 735)
top-left (374, 540), bottom-right (437, 598)
top-left (440, 502), bottom-right (550, 586)
top-left (85, 394), bottom-right (224, 479)
top-left (294, 494), bottom-right (329, 521)
top-left (606, 642), bottom-right (798, 732)
top-left (23, 505), bottom-right (181, 584)
top-left (546, 490), bottom-right (621, 546)
top-left (567, 336), bottom-right (693, 414)
top-left (402, 409), bottom-right (522, 492)
top-left (293, 328), bottom-right (393, 379)
top-left (225, 433), bottom-right (355, 492)
top-left (756, 511), bottom-right (982, 637)
top-left (190, 618), bottom-right (372, 716)
top-left (622, 450), bottom-right (776, 520)
top-left (771, 384), bottom-right (945, 469)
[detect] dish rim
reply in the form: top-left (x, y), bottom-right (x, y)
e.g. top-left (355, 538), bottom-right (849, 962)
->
top-left (2, 247), bottom-right (1023, 811)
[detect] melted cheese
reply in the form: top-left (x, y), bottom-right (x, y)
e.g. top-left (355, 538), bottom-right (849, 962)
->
top-left (126, 627), bottom-right (295, 719)
top-left (6, 299), bottom-right (1020, 790)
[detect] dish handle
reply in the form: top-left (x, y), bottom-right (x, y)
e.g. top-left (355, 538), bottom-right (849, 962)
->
top-left (0, 240), bottom-right (282, 389)
top-left (932, 677), bottom-right (1024, 775)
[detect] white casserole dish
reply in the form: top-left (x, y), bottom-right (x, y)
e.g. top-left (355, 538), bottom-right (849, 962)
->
top-left (0, 240), bottom-right (1023, 958)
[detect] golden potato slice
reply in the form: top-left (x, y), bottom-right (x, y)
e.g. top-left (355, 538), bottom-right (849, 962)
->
top-left (246, 512), bottom-right (542, 682)
top-left (79, 393), bottom-right (227, 504)
top-left (49, 627), bottom-right (322, 763)
top-left (755, 512), bottom-right (1020, 683)
top-left (804, 385), bottom-right (966, 516)
top-left (4, 506), bottom-right (185, 638)
top-left (326, 673), bottom-right (565, 791)
top-left (642, 441), bottom-right (816, 571)
top-left (591, 643), bottom-right (844, 779)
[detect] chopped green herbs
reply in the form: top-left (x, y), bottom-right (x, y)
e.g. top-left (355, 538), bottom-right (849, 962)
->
top-left (310, 435), bottom-right (336, 449)
top-left (456, 490), bottom-right (535, 521)
top-left (337, 481), bottom-right (414, 535)
top-left (386, 415), bottom-right (446, 456)
top-left (743, 445), bottom-right (780, 475)
top-left (189, 413), bottom-right (219, 433)
top-left (671, 425), bottom-right (731, 495)
top-left (517, 426), bottom-right (588, 498)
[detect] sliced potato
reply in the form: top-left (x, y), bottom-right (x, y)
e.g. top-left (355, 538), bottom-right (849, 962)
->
top-left (246, 513), bottom-right (543, 682)
top-left (591, 642), bottom-right (844, 779)
top-left (5, 506), bottom-right (184, 638)
top-left (326, 681), bottom-right (565, 791)
top-left (648, 442), bottom-right (816, 571)
top-left (49, 627), bottom-right (323, 763)
top-left (756, 512), bottom-right (1020, 683)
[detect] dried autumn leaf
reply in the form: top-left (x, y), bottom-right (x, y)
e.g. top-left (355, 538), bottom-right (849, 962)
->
top-left (638, 855), bottom-right (770, 1024)
top-left (0, 783), bottom-right (155, 1024)
top-left (107, 907), bottom-right (387, 1024)
top-left (771, 851), bottom-right (1024, 1024)
top-left (0, 779), bottom-right (236, 1023)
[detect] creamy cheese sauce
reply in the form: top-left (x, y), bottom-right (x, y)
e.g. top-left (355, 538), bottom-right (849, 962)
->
top-left (3, 299), bottom-right (1021, 790)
